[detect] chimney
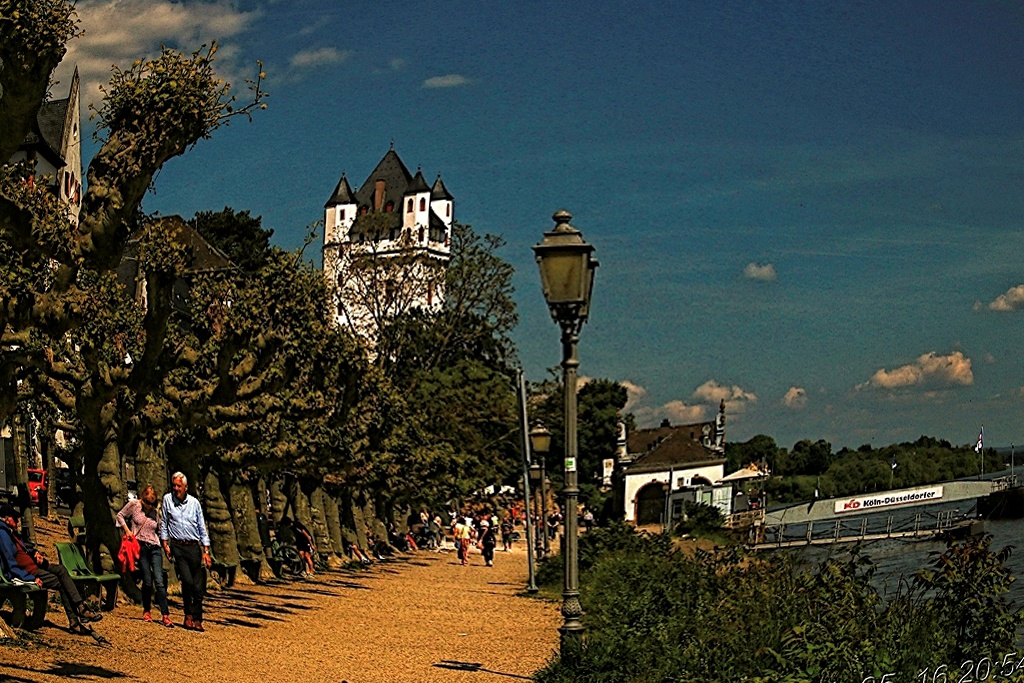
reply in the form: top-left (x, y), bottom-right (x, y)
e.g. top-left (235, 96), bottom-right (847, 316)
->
top-left (374, 180), bottom-right (386, 211)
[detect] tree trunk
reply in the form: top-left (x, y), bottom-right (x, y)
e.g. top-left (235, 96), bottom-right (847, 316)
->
top-left (228, 476), bottom-right (273, 581)
top-left (289, 478), bottom-right (313, 532)
top-left (41, 434), bottom-right (55, 520)
top-left (203, 469), bottom-right (238, 567)
top-left (323, 491), bottom-right (344, 557)
top-left (10, 414), bottom-right (34, 544)
top-left (309, 487), bottom-right (342, 568)
top-left (338, 487), bottom-right (366, 555)
top-left (82, 436), bottom-right (125, 575)
top-left (270, 478), bottom-right (287, 524)
top-left (134, 439), bottom-right (168, 499)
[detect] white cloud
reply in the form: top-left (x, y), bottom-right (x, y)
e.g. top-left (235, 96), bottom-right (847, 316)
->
top-left (54, 0), bottom-right (260, 108)
top-left (692, 380), bottom-right (758, 412)
top-left (984, 285), bottom-right (1024, 312)
top-left (621, 378), bottom-right (754, 428)
top-left (743, 262), bottom-right (777, 282)
top-left (858, 351), bottom-right (974, 390)
top-left (290, 47), bottom-right (350, 69)
top-left (422, 74), bottom-right (471, 89)
top-left (782, 386), bottom-right (808, 409)
top-left (390, 58), bottom-right (406, 71)
top-left (661, 400), bottom-right (707, 424)
top-left (619, 380), bottom-right (647, 412)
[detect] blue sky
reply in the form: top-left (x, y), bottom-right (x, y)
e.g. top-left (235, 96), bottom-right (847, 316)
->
top-left (55, 1), bottom-right (1024, 451)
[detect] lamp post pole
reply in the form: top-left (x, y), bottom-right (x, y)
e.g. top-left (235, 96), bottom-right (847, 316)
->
top-left (533, 209), bottom-right (597, 655)
top-left (516, 369), bottom-right (539, 594)
top-left (541, 454), bottom-right (549, 554)
top-left (530, 423), bottom-right (552, 558)
top-left (558, 320), bottom-right (584, 648)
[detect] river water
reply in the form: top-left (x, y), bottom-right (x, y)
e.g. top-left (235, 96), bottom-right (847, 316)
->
top-left (788, 510), bottom-right (1024, 606)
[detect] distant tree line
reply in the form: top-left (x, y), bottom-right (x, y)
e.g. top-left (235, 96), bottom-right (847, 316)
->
top-left (727, 434), bottom-right (1005, 504)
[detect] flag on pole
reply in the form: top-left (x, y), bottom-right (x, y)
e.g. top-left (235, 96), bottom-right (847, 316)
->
top-left (974, 426), bottom-right (984, 454)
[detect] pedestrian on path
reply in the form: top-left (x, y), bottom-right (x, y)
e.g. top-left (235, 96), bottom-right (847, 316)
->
top-left (454, 517), bottom-right (474, 566)
top-left (500, 517), bottom-right (513, 551)
top-left (478, 520), bottom-right (497, 567)
top-left (161, 472), bottom-right (211, 632)
top-left (117, 485), bottom-right (173, 627)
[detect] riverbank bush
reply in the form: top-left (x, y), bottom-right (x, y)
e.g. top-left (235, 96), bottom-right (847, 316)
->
top-left (534, 525), bottom-right (1024, 683)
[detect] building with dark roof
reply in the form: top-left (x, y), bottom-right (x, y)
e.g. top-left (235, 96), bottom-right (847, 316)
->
top-left (8, 69), bottom-right (82, 226)
top-left (620, 401), bottom-right (728, 525)
top-left (322, 146), bottom-right (454, 336)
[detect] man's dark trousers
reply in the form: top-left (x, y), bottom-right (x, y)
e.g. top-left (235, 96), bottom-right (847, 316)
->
top-left (170, 541), bottom-right (204, 621)
top-left (36, 564), bottom-right (83, 623)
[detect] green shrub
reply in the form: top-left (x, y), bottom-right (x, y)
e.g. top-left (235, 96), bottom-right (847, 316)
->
top-left (674, 501), bottom-right (724, 536)
top-left (535, 521), bottom-right (673, 589)
top-left (534, 535), bottom-right (1024, 683)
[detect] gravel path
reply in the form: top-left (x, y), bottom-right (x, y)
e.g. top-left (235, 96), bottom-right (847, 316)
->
top-left (0, 537), bottom-right (560, 683)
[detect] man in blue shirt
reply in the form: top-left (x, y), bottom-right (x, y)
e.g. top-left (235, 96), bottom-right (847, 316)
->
top-left (160, 472), bottom-right (211, 632)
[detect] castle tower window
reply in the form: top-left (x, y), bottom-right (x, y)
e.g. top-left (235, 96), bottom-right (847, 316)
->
top-left (407, 199), bottom-right (413, 213)
top-left (418, 227), bottom-right (425, 242)
top-left (419, 197), bottom-right (426, 211)
top-left (385, 200), bottom-right (394, 213)
top-left (446, 204), bottom-right (450, 217)
top-left (339, 209), bottom-right (346, 220)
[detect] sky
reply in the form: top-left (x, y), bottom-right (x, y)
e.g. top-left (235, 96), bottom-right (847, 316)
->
top-left (52, 0), bottom-right (1024, 452)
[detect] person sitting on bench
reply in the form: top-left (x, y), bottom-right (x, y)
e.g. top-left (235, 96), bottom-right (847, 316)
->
top-left (0, 504), bottom-right (101, 633)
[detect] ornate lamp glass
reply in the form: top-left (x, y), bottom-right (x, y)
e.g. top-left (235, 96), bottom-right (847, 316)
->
top-left (532, 211), bottom-right (597, 324)
top-left (529, 423), bottom-right (552, 456)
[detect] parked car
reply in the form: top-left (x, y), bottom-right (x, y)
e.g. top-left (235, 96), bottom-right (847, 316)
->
top-left (27, 469), bottom-right (46, 505)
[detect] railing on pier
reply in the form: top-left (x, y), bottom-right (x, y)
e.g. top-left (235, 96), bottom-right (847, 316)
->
top-left (751, 506), bottom-right (975, 550)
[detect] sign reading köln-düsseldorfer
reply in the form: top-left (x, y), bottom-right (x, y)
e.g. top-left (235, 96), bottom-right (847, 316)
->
top-left (834, 486), bottom-right (944, 514)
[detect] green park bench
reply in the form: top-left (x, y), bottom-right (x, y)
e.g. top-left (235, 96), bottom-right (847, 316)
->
top-left (0, 571), bottom-right (47, 631)
top-left (55, 542), bottom-right (120, 611)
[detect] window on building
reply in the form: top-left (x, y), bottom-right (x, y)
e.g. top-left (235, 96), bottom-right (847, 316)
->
top-left (418, 227), bottom-right (425, 242)
top-left (385, 200), bottom-right (394, 213)
top-left (446, 204), bottom-right (450, 217)
top-left (339, 209), bottom-right (346, 221)
top-left (407, 199), bottom-right (413, 213)
top-left (419, 197), bottom-right (426, 212)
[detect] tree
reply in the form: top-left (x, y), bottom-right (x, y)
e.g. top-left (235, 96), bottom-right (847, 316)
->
top-left (725, 434), bottom-right (780, 474)
top-left (190, 207), bottom-right (274, 274)
top-left (531, 378), bottom-right (628, 512)
top-left (1, 3), bottom-right (266, 569)
top-left (329, 222), bottom-right (521, 514)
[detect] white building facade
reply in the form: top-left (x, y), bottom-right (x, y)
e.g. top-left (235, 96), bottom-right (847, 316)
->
top-left (8, 68), bottom-right (82, 226)
top-left (323, 147), bottom-right (454, 337)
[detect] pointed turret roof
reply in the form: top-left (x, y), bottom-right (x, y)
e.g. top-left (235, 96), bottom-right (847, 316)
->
top-left (324, 173), bottom-right (357, 207)
top-left (355, 148), bottom-right (414, 209)
top-left (407, 168), bottom-right (430, 194)
top-left (431, 174), bottom-right (454, 201)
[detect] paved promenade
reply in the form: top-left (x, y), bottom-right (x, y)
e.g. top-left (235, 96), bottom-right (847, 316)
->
top-left (0, 538), bottom-right (560, 683)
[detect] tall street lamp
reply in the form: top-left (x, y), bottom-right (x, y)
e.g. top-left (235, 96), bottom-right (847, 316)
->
top-left (533, 210), bottom-right (597, 653)
top-left (530, 422), bottom-right (552, 554)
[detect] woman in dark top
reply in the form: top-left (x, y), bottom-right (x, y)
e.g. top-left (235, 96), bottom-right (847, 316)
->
top-left (290, 518), bottom-right (316, 577)
top-left (478, 520), bottom-right (497, 567)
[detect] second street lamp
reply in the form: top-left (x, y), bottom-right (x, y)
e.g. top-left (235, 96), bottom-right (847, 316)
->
top-left (530, 422), bottom-right (552, 554)
top-left (533, 210), bottom-right (597, 653)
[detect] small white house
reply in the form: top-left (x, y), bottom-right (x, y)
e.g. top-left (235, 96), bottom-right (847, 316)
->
top-left (620, 402), bottom-right (727, 525)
